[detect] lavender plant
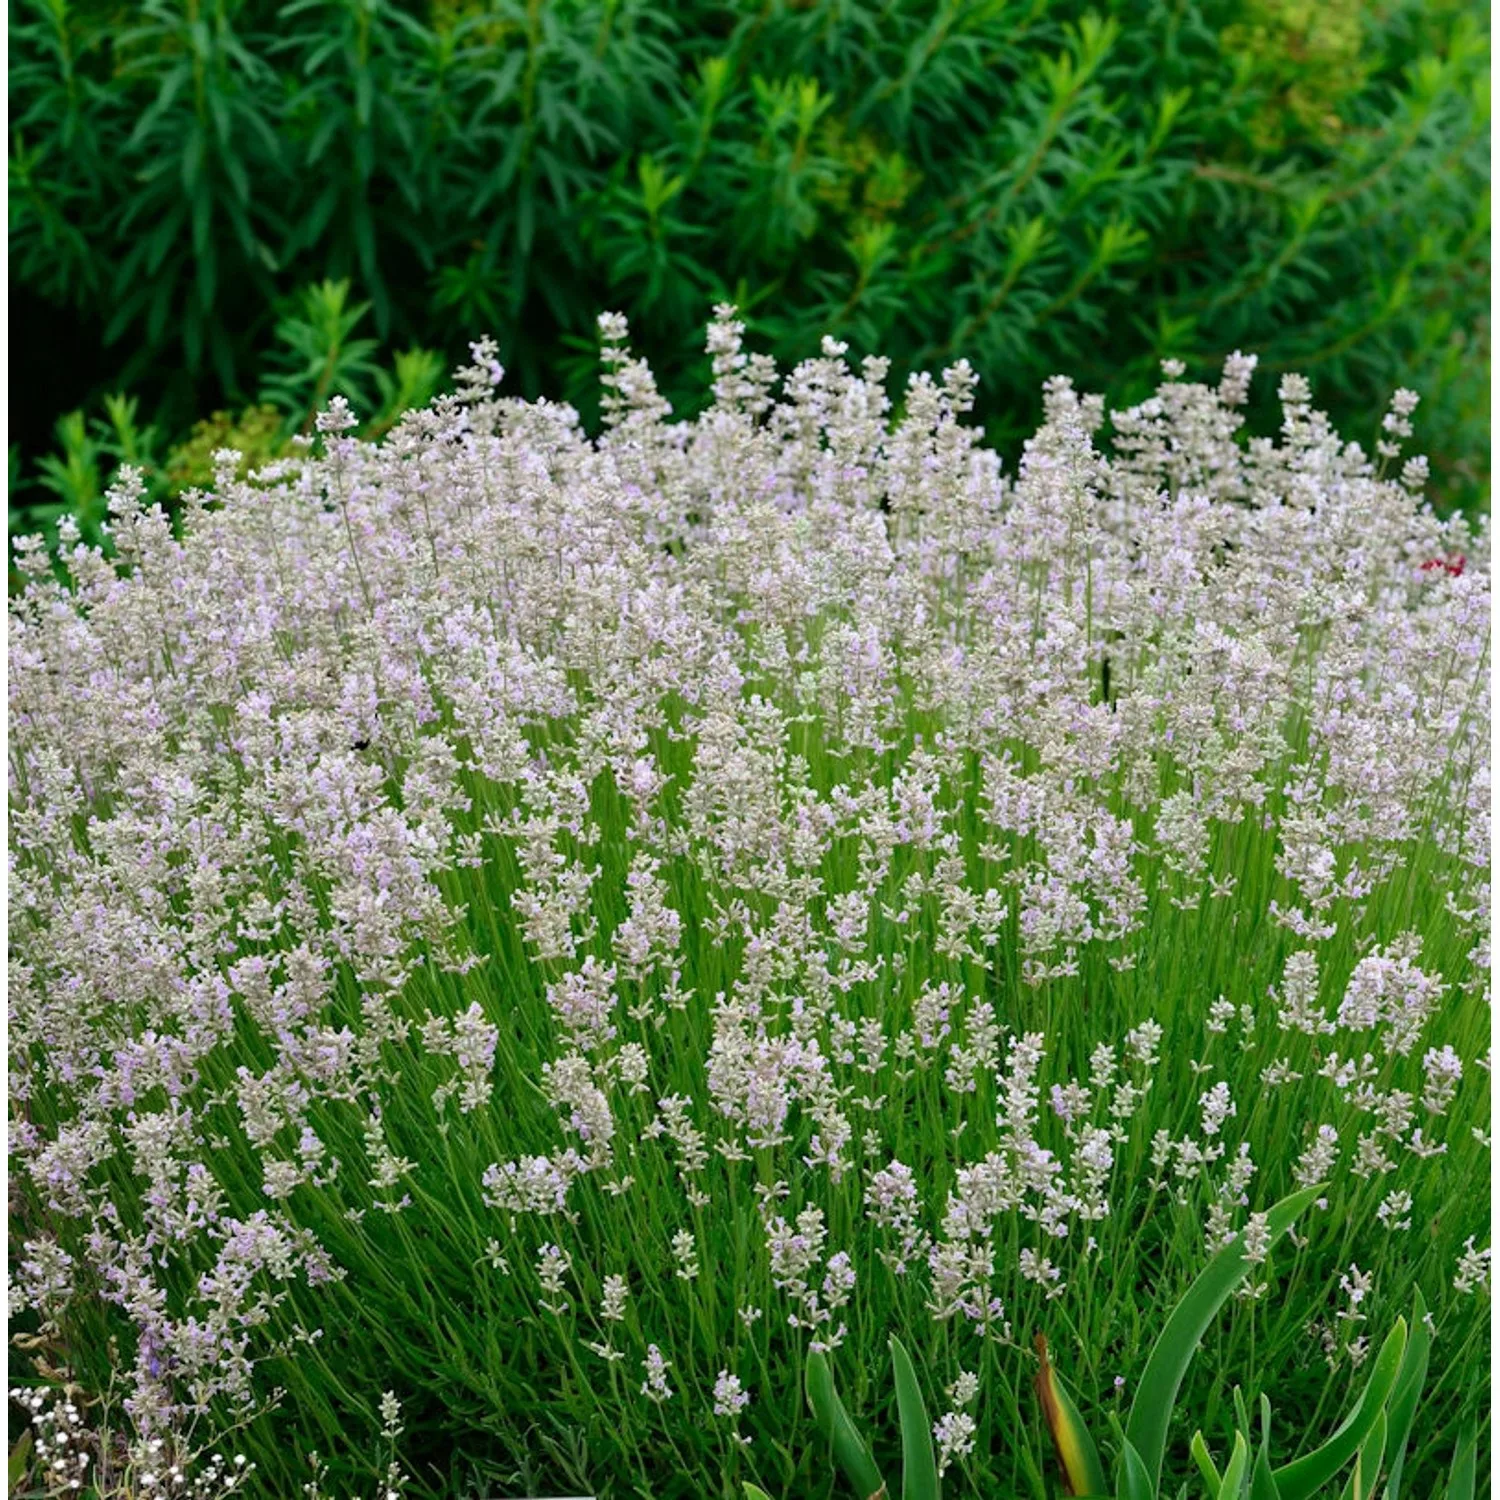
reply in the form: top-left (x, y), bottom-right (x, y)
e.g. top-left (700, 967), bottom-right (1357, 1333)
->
top-left (7, 311), bottom-right (1490, 1498)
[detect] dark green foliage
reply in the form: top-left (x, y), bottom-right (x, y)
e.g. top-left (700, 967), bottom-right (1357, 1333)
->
top-left (5, 277), bottom-right (442, 573)
top-left (9, 0), bottom-right (1491, 535)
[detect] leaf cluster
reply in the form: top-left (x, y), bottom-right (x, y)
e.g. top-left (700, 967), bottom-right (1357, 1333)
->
top-left (786, 1191), bottom-right (1481, 1500)
top-left (8, 277), bottom-right (441, 565)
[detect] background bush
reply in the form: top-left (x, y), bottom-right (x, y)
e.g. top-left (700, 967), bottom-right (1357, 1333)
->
top-left (9, 0), bottom-right (1491, 540)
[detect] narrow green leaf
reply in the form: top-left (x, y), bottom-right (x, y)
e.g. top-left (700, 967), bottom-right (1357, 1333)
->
top-left (1233, 1388), bottom-right (1252, 1440)
top-left (1116, 1433), bottom-right (1153, 1500)
top-left (1272, 1319), bottom-right (1407, 1500)
top-left (890, 1337), bottom-right (939, 1500)
top-left (1035, 1334), bottom-right (1109, 1498)
top-left (806, 1348), bottom-right (888, 1500)
top-left (1338, 1410), bottom-right (1385, 1500)
top-left (9, 1429), bottom-right (33, 1488)
top-left (1250, 1397), bottom-right (1280, 1500)
top-left (1444, 1421), bottom-right (1476, 1500)
top-left (1382, 1290), bottom-right (1430, 1500)
top-left (1219, 1432), bottom-right (1250, 1500)
top-left (1126, 1184), bottom-right (1325, 1494)
top-left (1192, 1432), bottom-right (1222, 1492)
top-left (1251, 1440), bottom-right (1282, 1500)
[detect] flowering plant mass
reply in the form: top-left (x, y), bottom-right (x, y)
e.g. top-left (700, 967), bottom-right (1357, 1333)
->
top-left (7, 311), bottom-right (1489, 1497)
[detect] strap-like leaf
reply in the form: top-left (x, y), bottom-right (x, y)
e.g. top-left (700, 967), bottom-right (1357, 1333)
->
top-left (8, 1430), bottom-right (33, 1490)
top-left (1251, 1444), bottom-right (1282, 1500)
top-left (1381, 1289), bottom-right (1430, 1500)
top-left (806, 1348), bottom-right (888, 1500)
top-left (1444, 1420), bottom-right (1477, 1500)
top-left (1219, 1432), bottom-right (1250, 1500)
top-left (1338, 1409), bottom-right (1386, 1500)
top-left (1192, 1431), bottom-right (1223, 1492)
top-left (1251, 1412), bottom-right (1283, 1500)
top-left (1125, 1183), bottom-right (1326, 1493)
top-left (1272, 1318), bottom-right (1407, 1500)
top-left (1233, 1388), bottom-right (1253, 1439)
top-left (1036, 1333), bottom-right (1109, 1498)
top-left (1116, 1433), bottom-right (1154, 1500)
top-left (891, 1337), bottom-right (940, 1500)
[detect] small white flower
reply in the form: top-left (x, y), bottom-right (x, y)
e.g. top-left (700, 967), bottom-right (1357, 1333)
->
top-left (1242, 1211), bottom-right (1272, 1265)
top-left (640, 1344), bottom-right (674, 1403)
top-left (933, 1410), bottom-right (977, 1475)
top-left (1454, 1238), bottom-right (1491, 1295)
top-left (713, 1370), bottom-right (750, 1418)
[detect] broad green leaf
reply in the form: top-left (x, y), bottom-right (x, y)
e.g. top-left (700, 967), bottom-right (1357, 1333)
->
top-left (891, 1337), bottom-right (939, 1500)
top-left (1272, 1319), bottom-right (1406, 1500)
top-left (1126, 1183), bottom-right (1325, 1494)
top-left (744, 1486), bottom-right (775, 1500)
top-left (806, 1348), bottom-right (888, 1500)
top-left (1035, 1333), bottom-right (1109, 1499)
top-left (1116, 1433), bottom-right (1153, 1500)
top-left (1382, 1290), bottom-right (1430, 1500)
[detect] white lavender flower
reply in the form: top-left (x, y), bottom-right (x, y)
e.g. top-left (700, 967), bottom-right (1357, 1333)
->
top-left (712, 1370), bottom-right (750, 1418)
top-left (1454, 1238), bottom-right (1491, 1295)
top-left (640, 1344), bottom-right (674, 1404)
top-left (6, 311), bottom-right (1487, 1487)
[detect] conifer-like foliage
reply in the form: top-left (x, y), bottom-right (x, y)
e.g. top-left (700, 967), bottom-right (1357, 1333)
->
top-left (8, 0), bottom-right (1491, 526)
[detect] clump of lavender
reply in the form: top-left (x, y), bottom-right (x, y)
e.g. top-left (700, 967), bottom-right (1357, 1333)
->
top-left (8, 312), bottom-right (1489, 1496)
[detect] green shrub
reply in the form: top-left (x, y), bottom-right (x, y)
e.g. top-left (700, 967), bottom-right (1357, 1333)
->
top-left (160, 402), bottom-right (291, 493)
top-left (8, 0), bottom-right (1491, 530)
top-left (7, 278), bottom-right (445, 559)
